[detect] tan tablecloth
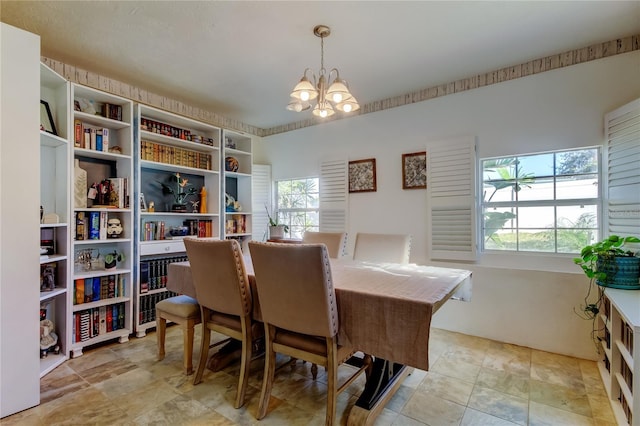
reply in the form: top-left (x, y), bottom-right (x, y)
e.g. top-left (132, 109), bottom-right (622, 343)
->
top-left (167, 258), bottom-right (471, 371)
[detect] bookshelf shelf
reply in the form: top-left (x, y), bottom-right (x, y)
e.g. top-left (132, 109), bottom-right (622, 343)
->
top-left (598, 289), bottom-right (640, 426)
top-left (222, 129), bottom-right (253, 250)
top-left (40, 353), bottom-right (67, 378)
top-left (38, 62), bottom-right (72, 381)
top-left (70, 83), bottom-right (134, 357)
top-left (134, 104), bottom-right (222, 337)
top-left (40, 288), bottom-right (67, 302)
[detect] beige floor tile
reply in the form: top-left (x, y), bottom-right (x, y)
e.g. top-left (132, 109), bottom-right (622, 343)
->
top-left (467, 385), bottom-right (528, 425)
top-left (0, 326), bottom-right (616, 426)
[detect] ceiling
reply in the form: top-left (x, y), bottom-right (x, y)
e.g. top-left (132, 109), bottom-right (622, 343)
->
top-left (2, 1), bottom-right (639, 132)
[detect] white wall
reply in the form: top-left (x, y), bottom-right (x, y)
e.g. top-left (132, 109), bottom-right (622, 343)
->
top-left (254, 51), bottom-right (640, 361)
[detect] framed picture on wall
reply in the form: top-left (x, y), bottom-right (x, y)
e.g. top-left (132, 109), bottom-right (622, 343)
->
top-left (348, 158), bottom-right (377, 193)
top-left (402, 151), bottom-right (427, 189)
top-left (40, 100), bottom-right (57, 136)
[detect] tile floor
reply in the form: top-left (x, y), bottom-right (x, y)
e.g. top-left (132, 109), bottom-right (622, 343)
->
top-left (3, 327), bottom-right (617, 425)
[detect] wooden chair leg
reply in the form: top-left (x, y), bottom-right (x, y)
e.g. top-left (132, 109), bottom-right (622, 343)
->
top-left (183, 319), bottom-right (196, 375)
top-left (157, 313), bottom-right (166, 361)
top-left (311, 363), bottom-right (318, 380)
top-left (257, 324), bottom-right (276, 420)
top-left (194, 310), bottom-right (211, 385)
top-left (325, 338), bottom-right (338, 426)
top-left (234, 321), bottom-right (252, 408)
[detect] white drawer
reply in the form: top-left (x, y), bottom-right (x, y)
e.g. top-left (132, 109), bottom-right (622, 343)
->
top-left (140, 240), bottom-right (186, 256)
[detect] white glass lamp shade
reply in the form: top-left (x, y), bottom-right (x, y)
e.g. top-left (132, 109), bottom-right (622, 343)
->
top-left (326, 78), bottom-right (352, 104)
top-left (312, 102), bottom-right (335, 118)
top-left (290, 73), bottom-right (318, 101)
top-left (286, 98), bottom-right (311, 112)
top-left (335, 95), bottom-right (360, 113)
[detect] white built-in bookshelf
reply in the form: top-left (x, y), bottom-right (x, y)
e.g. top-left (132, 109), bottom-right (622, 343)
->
top-left (39, 62), bottom-right (71, 376)
top-left (69, 84), bottom-right (134, 357)
top-left (598, 289), bottom-right (640, 426)
top-left (133, 104), bottom-right (221, 337)
top-left (222, 130), bottom-right (253, 250)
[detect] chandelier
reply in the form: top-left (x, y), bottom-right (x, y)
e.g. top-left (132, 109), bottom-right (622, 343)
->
top-left (287, 25), bottom-right (360, 118)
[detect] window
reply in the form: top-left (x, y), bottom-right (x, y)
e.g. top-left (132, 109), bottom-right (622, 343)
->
top-left (276, 178), bottom-right (319, 238)
top-left (481, 148), bottom-right (599, 254)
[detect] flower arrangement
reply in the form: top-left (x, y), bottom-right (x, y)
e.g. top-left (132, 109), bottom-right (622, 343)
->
top-left (159, 173), bottom-right (198, 208)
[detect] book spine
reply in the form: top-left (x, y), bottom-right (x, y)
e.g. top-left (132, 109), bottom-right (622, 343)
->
top-left (99, 306), bottom-right (107, 335)
top-left (99, 211), bottom-right (108, 240)
top-left (107, 275), bottom-right (116, 298)
top-left (102, 128), bottom-right (109, 152)
top-left (92, 277), bottom-right (101, 302)
top-left (74, 119), bottom-right (82, 147)
top-left (84, 277), bottom-right (93, 303)
top-left (90, 128), bottom-right (97, 150)
top-left (89, 212), bottom-right (100, 239)
top-left (96, 130), bottom-right (103, 152)
top-left (75, 279), bottom-right (84, 304)
top-left (140, 261), bottom-right (149, 293)
top-left (84, 128), bottom-right (90, 149)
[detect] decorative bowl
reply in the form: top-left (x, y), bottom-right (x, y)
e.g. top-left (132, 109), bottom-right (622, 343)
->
top-left (169, 226), bottom-right (189, 237)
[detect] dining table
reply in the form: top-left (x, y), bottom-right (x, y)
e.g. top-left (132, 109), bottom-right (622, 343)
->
top-left (168, 256), bottom-right (472, 425)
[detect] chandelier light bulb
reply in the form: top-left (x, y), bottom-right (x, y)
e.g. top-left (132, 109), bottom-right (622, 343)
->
top-left (332, 93), bottom-right (343, 103)
top-left (300, 91), bottom-right (310, 102)
top-left (342, 103), bottom-right (352, 113)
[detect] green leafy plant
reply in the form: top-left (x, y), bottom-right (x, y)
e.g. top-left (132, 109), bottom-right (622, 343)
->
top-left (573, 235), bottom-right (640, 350)
top-left (104, 250), bottom-right (125, 265)
top-left (264, 204), bottom-right (289, 233)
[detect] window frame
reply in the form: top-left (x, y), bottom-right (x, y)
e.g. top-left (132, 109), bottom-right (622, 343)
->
top-left (274, 176), bottom-right (320, 239)
top-left (480, 146), bottom-right (602, 255)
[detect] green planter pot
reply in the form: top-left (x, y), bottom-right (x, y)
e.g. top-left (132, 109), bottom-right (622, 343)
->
top-left (596, 256), bottom-right (640, 289)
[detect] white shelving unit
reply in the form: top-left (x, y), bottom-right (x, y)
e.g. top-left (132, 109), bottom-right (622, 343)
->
top-left (39, 62), bottom-right (71, 376)
top-left (133, 104), bottom-right (221, 337)
top-left (222, 130), bottom-right (253, 250)
top-left (597, 288), bottom-right (640, 426)
top-left (69, 84), bottom-right (134, 357)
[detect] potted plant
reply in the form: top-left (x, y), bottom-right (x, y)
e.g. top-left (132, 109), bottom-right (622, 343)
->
top-left (573, 235), bottom-right (640, 319)
top-left (264, 205), bottom-right (288, 239)
top-left (104, 250), bottom-right (125, 271)
top-left (159, 172), bottom-right (199, 212)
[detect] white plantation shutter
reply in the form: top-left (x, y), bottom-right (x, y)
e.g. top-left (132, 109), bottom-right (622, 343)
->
top-left (319, 159), bottom-right (348, 232)
top-left (604, 99), bottom-right (640, 238)
top-left (252, 164), bottom-right (271, 241)
top-left (427, 136), bottom-right (478, 261)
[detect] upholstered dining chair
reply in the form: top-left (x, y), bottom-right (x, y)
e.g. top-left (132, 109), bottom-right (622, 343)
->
top-left (183, 238), bottom-right (254, 409)
top-left (302, 231), bottom-right (347, 258)
top-left (353, 232), bottom-right (412, 264)
top-left (249, 241), bottom-right (368, 425)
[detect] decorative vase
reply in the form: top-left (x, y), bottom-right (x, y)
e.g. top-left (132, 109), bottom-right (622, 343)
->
top-left (596, 256), bottom-right (640, 289)
top-left (269, 225), bottom-right (285, 239)
top-left (74, 159), bottom-right (87, 208)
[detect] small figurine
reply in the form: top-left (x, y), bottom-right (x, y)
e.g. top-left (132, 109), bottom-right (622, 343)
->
top-left (40, 319), bottom-right (60, 358)
top-left (107, 218), bottom-right (123, 238)
top-left (148, 201), bottom-right (155, 212)
top-left (191, 200), bottom-right (200, 213)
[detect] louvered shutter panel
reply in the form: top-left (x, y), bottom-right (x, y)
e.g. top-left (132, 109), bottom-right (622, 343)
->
top-left (604, 99), bottom-right (640, 238)
top-left (319, 159), bottom-right (348, 232)
top-left (427, 136), bottom-right (477, 261)
top-left (252, 164), bottom-right (271, 241)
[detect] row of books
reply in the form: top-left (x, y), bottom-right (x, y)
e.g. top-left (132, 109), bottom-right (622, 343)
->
top-left (72, 302), bottom-right (126, 343)
top-left (140, 117), bottom-right (214, 146)
top-left (74, 120), bottom-right (111, 152)
top-left (88, 177), bottom-right (128, 209)
top-left (140, 140), bottom-right (212, 170)
top-left (139, 291), bottom-right (179, 325)
top-left (102, 103), bottom-right (123, 121)
top-left (183, 219), bottom-right (214, 238)
top-left (74, 275), bottom-right (126, 305)
top-left (139, 255), bottom-right (188, 293)
top-left (225, 215), bottom-right (247, 234)
top-left (141, 221), bottom-right (166, 241)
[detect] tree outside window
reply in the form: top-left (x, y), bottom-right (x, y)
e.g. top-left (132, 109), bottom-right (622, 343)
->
top-left (276, 178), bottom-right (319, 239)
top-left (481, 148), bottom-right (599, 253)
